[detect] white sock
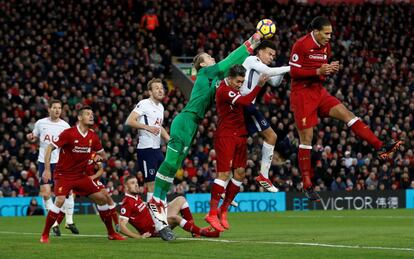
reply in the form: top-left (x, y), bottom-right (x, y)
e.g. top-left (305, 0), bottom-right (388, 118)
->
top-left (181, 201), bottom-right (189, 210)
top-left (43, 197), bottom-right (54, 211)
top-left (214, 179), bottom-right (226, 187)
top-left (65, 195), bottom-right (75, 225)
top-left (179, 219), bottom-right (187, 228)
top-left (146, 192), bottom-right (153, 202)
top-left (231, 178), bottom-right (243, 187)
top-left (97, 204), bottom-right (109, 211)
top-left (260, 142), bottom-right (275, 178)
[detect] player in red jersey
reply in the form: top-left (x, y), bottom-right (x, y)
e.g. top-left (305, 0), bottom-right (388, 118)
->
top-left (120, 175), bottom-right (219, 239)
top-left (40, 106), bottom-right (125, 243)
top-left (85, 152), bottom-right (120, 231)
top-left (289, 16), bottom-right (403, 201)
top-left (205, 65), bottom-right (269, 232)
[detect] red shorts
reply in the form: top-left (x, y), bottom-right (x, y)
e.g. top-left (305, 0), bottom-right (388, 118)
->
top-left (54, 175), bottom-right (101, 197)
top-left (214, 136), bottom-right (247, 172)
top-left (290, 85), bottom-right (341, 130)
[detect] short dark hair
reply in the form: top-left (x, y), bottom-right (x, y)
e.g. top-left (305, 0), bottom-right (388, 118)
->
top-left (193, 52), bottom-right (205, 72)
top-left (308, 16), bottom-right (331, 31)
top-left (78, 105), bottom-right (93, 116)
top-left (255, 40), bottom-right (277, 53)
top-left (228, 64), bottom-right (246, 78)
top-left (48, 99), bottom-right (62, 108)
top-left (123, 175), bottom-right (136, 185)
top-left (147, 78), bottom-right (163, 91)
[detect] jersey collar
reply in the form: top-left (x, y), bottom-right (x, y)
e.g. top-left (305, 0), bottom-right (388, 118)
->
top-left (311, 31), bottom-right (321, 48)
top-left (125, 193), bottom-right (139, 200)
top-left (76, 124), bottom-right (89, 138)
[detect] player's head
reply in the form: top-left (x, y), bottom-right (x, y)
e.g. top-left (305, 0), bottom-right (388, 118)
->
top-left (124, 175), bottom-right (139, 195)
top-left (48, 99), bottom-right (62, 120)
top-left (147, 78), bottom-right (165, 102)
top-left (77, 106), bottom-right (94, 127)
top-left (308, 16), bottom-right (332, 46)
top-left (227, 64), bottom-right (246, 90)
top-left (255, 40), bottom-right (277, 65)
top-left (193, 52), bottom-right (216, 72)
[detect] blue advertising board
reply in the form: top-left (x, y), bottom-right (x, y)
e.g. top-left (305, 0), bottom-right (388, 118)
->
top-left (0, 197), bottom-right (44, 216)
top-left (406, 190), bottom-right (414, 209)
top-left (185, 192), bottom-right (286, 213)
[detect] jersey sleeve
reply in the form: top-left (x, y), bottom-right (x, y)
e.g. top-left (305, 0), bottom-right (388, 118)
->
top-left (52, 129), bottom-right (70, 148)
top-left (214, 44), bottom-right (250, 79)
top-left (268, 74), bottom-right (284, 87)
top-left (132, 101), bottom-right (145, 116)
top-left (245, 57), bottom-right (290, 76)
top-left (289, 41), bottom-right (318, 79)
top-left (32, 121), bottom-right (40, 137)
top-left (120, 201), bottom-right (132, 221)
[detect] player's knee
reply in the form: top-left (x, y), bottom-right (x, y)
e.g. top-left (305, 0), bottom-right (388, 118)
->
top-left (55, 196), bottom-right (65, 208)
top-left (263, 128), bottom-right (277, 145)
top-left (233, 169), bottom-right (246, 181)
top-left (218, 171), bottom-right (231, 181)
top-left (175, 196), bottom-right (186, 205)
top-left (167, 215), bottom-right (180, 225)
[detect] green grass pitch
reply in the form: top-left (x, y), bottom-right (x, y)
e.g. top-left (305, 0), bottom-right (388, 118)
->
top-left (0, 209), bottom-right (413, 259)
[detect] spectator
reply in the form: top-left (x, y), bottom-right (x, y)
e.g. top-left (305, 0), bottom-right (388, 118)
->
top-left (27, 198), bottom-right (45, 216)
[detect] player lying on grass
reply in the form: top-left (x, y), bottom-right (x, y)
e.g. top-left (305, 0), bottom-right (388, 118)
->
top-left (120, 175), bottom-right (219, 239)
top-left (206, 65), bottom-right (270, 232)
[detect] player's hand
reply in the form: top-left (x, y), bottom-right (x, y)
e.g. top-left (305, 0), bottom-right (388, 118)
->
top-left (330, 61), bottom-right (340, 73)
top-left (257, 74), bottom-right (270, 87)
top-left (141, 232), bottom-right (152, 238)
top-left (146, 126), bottom-right (161, 135)
top-left (42, 169), bottom-right (51, 183)
top-left (317, 64), bottom-right (333, 76)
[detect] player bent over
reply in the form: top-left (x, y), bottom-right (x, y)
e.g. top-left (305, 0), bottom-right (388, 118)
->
top-left (206, 65), bottom-right (269, 231)
top-left (120, 175), bottom-right (219, 239)
top-left (40, 106), bottom-right (125, 243)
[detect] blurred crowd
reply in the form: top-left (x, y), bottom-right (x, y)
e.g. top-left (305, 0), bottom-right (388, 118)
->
top-left (0, 0), bottom-right (413, 198)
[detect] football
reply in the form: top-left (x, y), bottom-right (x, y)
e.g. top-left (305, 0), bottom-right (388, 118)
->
top-left (256, 19), bottom-right (276, 39)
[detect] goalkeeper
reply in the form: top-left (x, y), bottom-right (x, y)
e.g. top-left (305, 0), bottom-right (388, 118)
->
top-left (147, 32), bottom-right (263, 241)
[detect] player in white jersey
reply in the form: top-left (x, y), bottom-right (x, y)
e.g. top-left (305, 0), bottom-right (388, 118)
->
top-left (240, 41), bottom-right (290, 192)
top-left (27, 100), bottom-right (79, 236)
top-left (126, 78), bottom-right (170, 201)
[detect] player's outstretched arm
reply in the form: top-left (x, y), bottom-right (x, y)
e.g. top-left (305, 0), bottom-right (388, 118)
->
top-left (245, 57), bottom-right (290, 77)
top-left (119, 218), bottom-right (151, 239)
top-left (216, 33), bottom-right (263, 77)
top-left (232, 74), bottom-right (270, 106)
top-left (161, 127), bottom-right (170, 142)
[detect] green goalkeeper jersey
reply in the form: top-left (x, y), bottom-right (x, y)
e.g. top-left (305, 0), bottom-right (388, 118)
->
top-left (182, 44), bottom-right (251, 120)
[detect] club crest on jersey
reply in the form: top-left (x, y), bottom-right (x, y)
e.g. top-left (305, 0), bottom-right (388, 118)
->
top-left (228, 91), bottom-right (236, 98)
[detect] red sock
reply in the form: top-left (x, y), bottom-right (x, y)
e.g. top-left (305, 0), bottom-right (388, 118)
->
top-left (182, 221), bottom-right (201, 235)
top-left (98, 210), bottom-right (115, 235)
top-left (42, 210), bottom-right (59, 236)
top-left (350, 119), bottom-right (383, 150)
top-left (56, 211), bottom-right (65, 225)
top-left (110, 208), bottom-right (119, 225)
top-left (209, 181), bottom-right (225, 216)
top-left (299, 147), bottom-right (312, 189)
top-left (221, 179), bottom-right (240, 212)
top-left (180, 207), bottom-right (193, 222)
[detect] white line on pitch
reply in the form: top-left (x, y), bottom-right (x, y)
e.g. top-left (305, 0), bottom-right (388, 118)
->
top-left (0, 231), bottom-right (413, 252)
